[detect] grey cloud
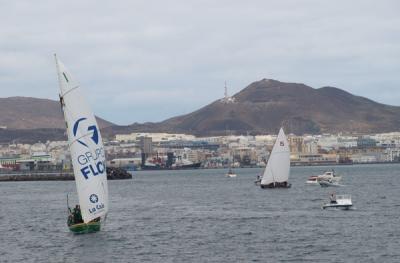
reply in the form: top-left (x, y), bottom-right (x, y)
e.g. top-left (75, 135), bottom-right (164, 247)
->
top-left (0, 0), bottom-right (399, 124)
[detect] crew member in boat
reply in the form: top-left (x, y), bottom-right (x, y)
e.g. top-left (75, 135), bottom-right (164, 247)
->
top-left (255, 174), bottom-right (261, 183)
top-left (330, 193), bottom-right (337, 204)
top-left (68, 205), bottom-right (101, 225)
top-left (72, 205), bottom-right (83, 224)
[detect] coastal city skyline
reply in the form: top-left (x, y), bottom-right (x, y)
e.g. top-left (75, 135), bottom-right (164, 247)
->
top-left (1, 1), bottom-right (400, 124)
top-left (3, 130), bottom-right (400, 170)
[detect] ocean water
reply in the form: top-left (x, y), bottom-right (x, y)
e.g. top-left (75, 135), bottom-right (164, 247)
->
top-left (0, 164), bottom-right (399, 263)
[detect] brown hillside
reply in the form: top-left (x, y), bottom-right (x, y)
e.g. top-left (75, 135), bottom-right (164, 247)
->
top-left (0, 97), bottom-right (114, 129)
top-left (122, 79), bottom-right (400, 135)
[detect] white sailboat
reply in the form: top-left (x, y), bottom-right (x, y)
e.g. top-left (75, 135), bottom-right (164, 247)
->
top-left (260, 127), bottom-right (291, 189)
top-left (225, 154), bottom-right (237, 178)
top-left (55, 55), bottom-right (109, 233)
top-left (225, 167), bottom-right (237, 178)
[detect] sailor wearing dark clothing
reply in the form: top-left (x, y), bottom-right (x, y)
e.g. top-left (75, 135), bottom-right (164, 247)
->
top-left (330, 193), bottom-right (337, 204)
top-left (72, 205), bottom-right (83, 224)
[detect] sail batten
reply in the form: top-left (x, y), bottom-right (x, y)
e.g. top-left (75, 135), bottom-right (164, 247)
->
top-left (261, 127), bottom-right (290, 185)
top-left (55, 55), bottom-right (109, 223)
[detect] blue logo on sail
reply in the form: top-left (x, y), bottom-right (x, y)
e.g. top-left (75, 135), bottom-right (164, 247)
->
top-left (74, 117), bottom-right (105, 180)
top-left (89, 194), bottom-right (99, 203)
top-left (73, 117), bottom-right (99, 147)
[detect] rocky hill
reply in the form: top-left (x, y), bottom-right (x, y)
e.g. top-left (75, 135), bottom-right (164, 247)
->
top-left (115, 79), bottom-right (400, 135)
top-left (0, 97), bottom-right (113, 129)
top-left (0, 97), bottom-right (113, 143)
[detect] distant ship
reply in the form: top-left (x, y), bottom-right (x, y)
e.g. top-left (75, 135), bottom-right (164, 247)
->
top-left (141, 161), bottom-right (202, 170)
top-left (141, 152), bottom-right (201, 170)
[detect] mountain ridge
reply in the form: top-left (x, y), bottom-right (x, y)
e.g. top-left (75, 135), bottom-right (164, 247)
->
top-left (0, 96), bottom-right (114, 130)
top-left (2, 79), bottom-right (400, 143)
top-left (119, 78), bottom-right (400, 136)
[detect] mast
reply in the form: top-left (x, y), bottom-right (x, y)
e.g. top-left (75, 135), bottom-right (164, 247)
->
top-left (224, 81), bottom-right (228, 99)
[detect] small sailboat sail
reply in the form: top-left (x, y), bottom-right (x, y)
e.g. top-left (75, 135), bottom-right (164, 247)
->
top-left (260, 127), bottom-right (291, 188)
top-left (225, 155), bottom-right (237, 178)
top-left (55, 55), bottom-right (108, 233)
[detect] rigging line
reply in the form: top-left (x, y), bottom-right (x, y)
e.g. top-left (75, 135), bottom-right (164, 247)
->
top-left (69, 132), bottom-right (95, 148)
top-left (271, 166), bottom-right (275, 184)
top-left (60, 85), bottom-right (80, 98)
top-left (67, 193), bottom-right (70, 213)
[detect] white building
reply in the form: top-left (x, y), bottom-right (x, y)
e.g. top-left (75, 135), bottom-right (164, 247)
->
top-left (116, 132), bottom-right (196, 142)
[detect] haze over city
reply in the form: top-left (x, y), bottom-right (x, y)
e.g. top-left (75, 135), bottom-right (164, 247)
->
top-left (1, 0), bottom-right (399, 124)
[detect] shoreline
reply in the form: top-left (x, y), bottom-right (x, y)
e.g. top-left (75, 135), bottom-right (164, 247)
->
top-left (1, 162), bottom-right (399, 181)
top-left (135, 161), bottom-right (400, 171)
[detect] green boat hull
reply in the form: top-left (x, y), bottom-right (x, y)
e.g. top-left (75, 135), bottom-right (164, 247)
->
top-left (68, 221), bottom-right (101, 234)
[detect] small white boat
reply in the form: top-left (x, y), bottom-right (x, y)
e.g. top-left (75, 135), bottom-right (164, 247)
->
top-left (319, 179), bottom-right (342, 187)
top-left (226, 168), bottom-right (237, 178)
top-left (322, 194), bottom-right (352, 210)
top-left (306, 176), bottom-right (319, 185)
top-left (306, 170), bottom-right (342, 185)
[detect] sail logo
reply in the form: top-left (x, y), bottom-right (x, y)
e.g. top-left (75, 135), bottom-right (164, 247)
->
top-left (73, 117), bottom-right (99, 147)
top-left (280, 141), bottom-right (284, 146)
top-left (73, 117), bottom-right (106, 180)
top-left (88, 194), bottom-right (105, 214)
top-left (89, 194), bottom-right (99, 204)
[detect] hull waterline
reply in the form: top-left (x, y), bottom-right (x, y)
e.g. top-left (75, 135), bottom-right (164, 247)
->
top-left (68, 221), bottom-right (101, 234)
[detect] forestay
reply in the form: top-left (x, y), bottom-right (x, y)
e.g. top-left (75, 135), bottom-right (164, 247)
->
top-left (55, 55), bottom-right (108, 223)
top-left (260, 127), bottom-right (290, 185)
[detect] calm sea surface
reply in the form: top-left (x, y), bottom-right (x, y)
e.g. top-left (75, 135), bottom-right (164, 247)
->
top-left (0, 164), bottom-right (399, 263)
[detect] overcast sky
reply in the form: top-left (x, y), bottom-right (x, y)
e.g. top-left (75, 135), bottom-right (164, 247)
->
top-left (1, 0), bottom-right (399, 124)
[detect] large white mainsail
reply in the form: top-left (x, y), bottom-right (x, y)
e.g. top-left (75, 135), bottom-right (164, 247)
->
top-left (260, 127), bottom-right (290, 186)
top-left (55, 55), bottom-right (108, 223)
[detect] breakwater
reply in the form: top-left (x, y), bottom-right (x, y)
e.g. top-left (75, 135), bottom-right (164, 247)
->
top-left (0, 167), bottom-right (132, 182)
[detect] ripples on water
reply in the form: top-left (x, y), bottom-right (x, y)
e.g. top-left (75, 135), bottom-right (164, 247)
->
top-left (0, 164), bottom-right (400, 262)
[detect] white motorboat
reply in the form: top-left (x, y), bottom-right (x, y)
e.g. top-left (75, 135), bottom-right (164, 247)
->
top-left (306, 170), bottom-right (342, 185)
top-left (322, 194), bottom-right (352, 210)
top-left (319, 179), bottom-right (342, 187)
top-left (306, 176), bottom-right (319, 185)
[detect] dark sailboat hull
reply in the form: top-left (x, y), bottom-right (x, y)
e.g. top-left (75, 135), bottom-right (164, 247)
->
top-left (260, 182), bottom-right (291, 189)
